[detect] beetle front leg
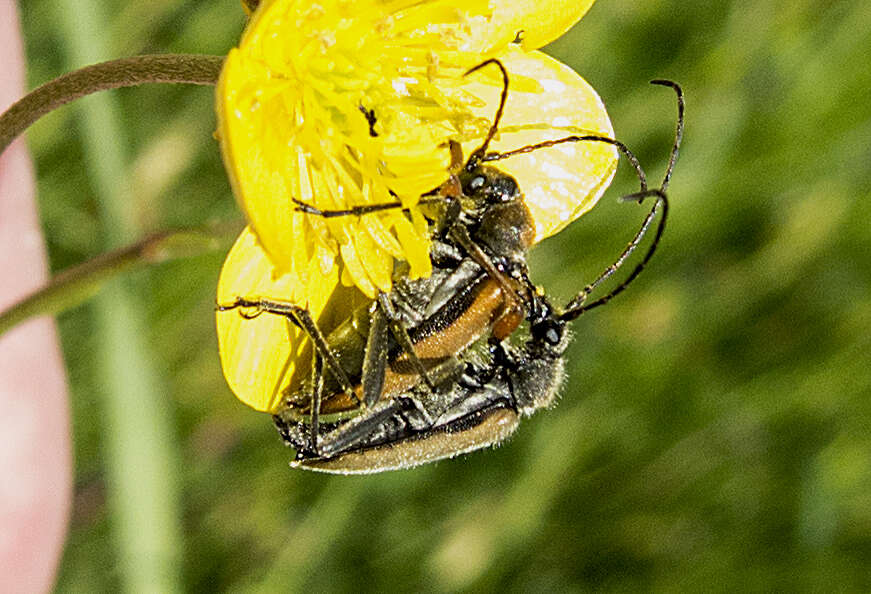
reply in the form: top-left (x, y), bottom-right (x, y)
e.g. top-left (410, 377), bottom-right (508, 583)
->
top-left (216, 296), bottom-right (357, 402)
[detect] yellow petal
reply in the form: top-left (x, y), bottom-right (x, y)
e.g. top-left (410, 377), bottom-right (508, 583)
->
top-left (457, 46), bottom-right (617, 242)
top-left (488, 0), bottom-right (597, 51)
top-left (216, 227), bottom-right (363, 412)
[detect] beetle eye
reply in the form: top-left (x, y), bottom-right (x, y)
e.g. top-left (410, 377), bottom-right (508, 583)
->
top-left (533, 318), bottom-right (563, 346)
top-left (466, 175), bottom-right (486, 194)
top-left (545, 326), bottom-right (561, 345)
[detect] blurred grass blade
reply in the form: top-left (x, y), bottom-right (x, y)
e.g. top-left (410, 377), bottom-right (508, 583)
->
top-left (53, 0), bottom-right (210, 591)
top-left (251, 481), bottom-right (364, 593)
top-left (0, 221), bottom-right (240, 337)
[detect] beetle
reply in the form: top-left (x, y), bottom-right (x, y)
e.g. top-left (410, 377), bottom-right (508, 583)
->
top-left (218, 62), bottom-right (684, 472)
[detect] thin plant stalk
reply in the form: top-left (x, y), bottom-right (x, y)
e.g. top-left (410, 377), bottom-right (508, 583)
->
top-left (0, 223), bottom-right (239, 337)
top-left (0, 54), bottom-right (222, 155)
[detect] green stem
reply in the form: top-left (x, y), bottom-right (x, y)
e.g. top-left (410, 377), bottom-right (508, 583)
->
top-left (0, 221), bottom-right (240, 337)
top-left (0, 54), bottom-right (223, 154)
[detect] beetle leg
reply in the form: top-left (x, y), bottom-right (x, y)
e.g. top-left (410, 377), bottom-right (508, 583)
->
top-left (448, 223), bottom-right (529, 311)
top-left (216, 297), bottom-right (357, 402)
top-left (377, 292), bottom-right (436, 392)
top-left (309, 351), bottom-right (324, 455)
top-left (422, 354), bottom-right (465, 388)
top-left (360, 300), bottom-right (389, 407)
top-left (316, 397), bottom-right (433, 458)
top-left (446, 139), bottom-right (464, 174)
top-left (292, 196), bottom-right (443, 218)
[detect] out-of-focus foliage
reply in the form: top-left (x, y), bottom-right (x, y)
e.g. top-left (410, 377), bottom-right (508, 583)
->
top-left (19, 0), bottom-right (871, 591)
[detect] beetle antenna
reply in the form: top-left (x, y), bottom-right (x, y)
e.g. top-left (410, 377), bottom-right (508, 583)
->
top-left (482, 135), bottom-right (649, 194)
top-left (649, 80), bottom-right (684, 192)
top-left (559, 190), bottom-right (668, 321)
top-left (558, 80), bottom-right (684, 320)
top-left (464, 59), bottom-right (509, 170)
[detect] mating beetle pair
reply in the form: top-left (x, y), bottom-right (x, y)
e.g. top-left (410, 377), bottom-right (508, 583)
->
top-left (218, 60), bottom-right (684, 473)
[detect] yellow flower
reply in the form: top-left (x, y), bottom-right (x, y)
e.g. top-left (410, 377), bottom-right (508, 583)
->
top-left (217, 0), bottom-right (618, 412)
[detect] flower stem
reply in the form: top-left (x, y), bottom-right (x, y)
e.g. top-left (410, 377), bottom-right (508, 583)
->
top-left (0, 221), bottom-right (240, 337)
top-left (0, 54), bottom-right (223, 154)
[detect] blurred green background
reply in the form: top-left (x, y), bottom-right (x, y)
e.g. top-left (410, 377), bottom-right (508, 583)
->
top-left (16, 0), bottom-right (871, 590)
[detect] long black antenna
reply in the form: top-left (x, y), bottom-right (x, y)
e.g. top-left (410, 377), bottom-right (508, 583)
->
top-left (650, 80), bottom-right (684, 193)
top-left (556, 80), bottom-right (685, 320)
top-left (560, 191), bottom-right (668, 321)
top-left (482, 135), bottom-right (648, 193)
top-left (464, 59), bottom-right (510, 169)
